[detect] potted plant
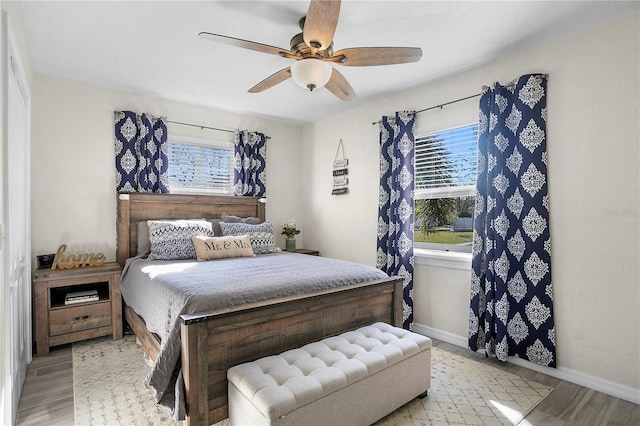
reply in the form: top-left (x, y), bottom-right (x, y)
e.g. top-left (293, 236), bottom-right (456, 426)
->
top-left (281, 220), bottom-right (300, 252)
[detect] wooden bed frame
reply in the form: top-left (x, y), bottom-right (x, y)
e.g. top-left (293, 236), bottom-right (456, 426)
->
top-left (116, 193), bottom-right (403, 426)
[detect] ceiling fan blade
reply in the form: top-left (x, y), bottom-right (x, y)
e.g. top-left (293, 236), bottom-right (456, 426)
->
top-left (303, 0), bottom-right (341, 50)
top-left (248, 67), bottom-right (292, 93)
top-left (324, 68), bottom-right (355, 101)
top-left (333, 47), bottom-right (422, 66)
top-left (199, 32), bottom-right (297, 59)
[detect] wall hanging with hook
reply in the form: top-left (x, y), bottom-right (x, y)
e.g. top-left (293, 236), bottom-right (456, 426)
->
top-left (332, 139), bottom-right (348, 195)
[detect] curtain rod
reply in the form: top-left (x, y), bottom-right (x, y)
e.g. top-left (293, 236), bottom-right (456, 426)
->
top-left (371, 74), bottom-right (548, 126)
top-left (167, 120), bottom-right (271, 139)
top-left (370, 92), bottom-right (480, 125)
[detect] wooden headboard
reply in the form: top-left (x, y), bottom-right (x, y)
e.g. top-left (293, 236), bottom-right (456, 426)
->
top-left (116, 193), bottom-right (266, 266)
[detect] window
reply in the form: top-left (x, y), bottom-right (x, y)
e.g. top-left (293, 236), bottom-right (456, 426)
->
top-left (168, 136), bottom-right (234, 195)
top-left (414, 123), bottom-right (478, 253)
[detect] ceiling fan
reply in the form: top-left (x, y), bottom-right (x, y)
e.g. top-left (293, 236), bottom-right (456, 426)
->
top-left (199, 0), bottom-right (422, 101)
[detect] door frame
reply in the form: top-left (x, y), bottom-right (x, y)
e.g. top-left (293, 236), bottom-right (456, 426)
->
top-left (1, 9), bottom-right (32, 424)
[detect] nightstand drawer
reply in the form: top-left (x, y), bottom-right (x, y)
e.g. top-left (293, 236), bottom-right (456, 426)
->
top-left (49, 301), bottom-right (112, 336)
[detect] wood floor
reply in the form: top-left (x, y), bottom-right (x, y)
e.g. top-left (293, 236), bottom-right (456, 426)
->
top-left (15, 338), bottom-right (640, 425)
top-left (16, 344), bottom-right (74, 426)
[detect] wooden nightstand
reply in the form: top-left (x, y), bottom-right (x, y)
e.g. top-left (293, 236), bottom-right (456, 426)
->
top-left (32, 262), bottom-right (123, 356)
top-left (295, 248), bottom-right (320, 256)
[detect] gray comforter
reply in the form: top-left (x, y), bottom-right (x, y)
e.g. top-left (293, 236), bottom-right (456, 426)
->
top-left (119, 252), bottom-right (389, 419)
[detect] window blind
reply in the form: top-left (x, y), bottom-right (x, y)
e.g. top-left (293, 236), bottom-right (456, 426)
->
top-left (168, 141), bottom-right (233, 195)
top-left (415, 124), bottom-right (478, 199)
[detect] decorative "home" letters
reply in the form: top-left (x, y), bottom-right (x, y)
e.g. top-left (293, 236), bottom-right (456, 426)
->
top-left (51, 244), bottom-right (106, 270)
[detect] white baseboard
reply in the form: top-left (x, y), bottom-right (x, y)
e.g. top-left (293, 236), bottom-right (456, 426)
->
top-left (413, 323), bottom-right (468, 348)
top-left (506, 357), bottom-right (640, 406)
top-left (413, 322), bottom-right (640, 406)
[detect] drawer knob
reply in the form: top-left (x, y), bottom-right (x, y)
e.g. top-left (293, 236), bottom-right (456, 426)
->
top-left (74, 315), bottom-right (90, 321)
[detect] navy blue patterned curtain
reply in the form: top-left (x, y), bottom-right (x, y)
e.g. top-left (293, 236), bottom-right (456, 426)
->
top-left (114, 111), bottom-right (169, 193)
top-left (377, 111), bottom-right (416, 330)
top-left (234, 130), bottom-right (266, 197)
top-left (469, 74), bottom-right (556, 367)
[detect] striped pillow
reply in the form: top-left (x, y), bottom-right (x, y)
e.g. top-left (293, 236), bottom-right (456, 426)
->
top-left (219, 221), bottom-right (278, 255)
top-left (148, 219), bottom-right (213, 260)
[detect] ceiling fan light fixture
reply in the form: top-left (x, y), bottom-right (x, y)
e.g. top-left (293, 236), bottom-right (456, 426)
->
top-left (291, 59), bottom-right (332, 91)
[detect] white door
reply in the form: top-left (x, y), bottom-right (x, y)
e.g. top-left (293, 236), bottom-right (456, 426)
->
top-left (2, 16), bottom-right (32, 425)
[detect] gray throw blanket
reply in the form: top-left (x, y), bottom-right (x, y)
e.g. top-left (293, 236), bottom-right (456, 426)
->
top-left (119, 252), bottom-right (388, 419)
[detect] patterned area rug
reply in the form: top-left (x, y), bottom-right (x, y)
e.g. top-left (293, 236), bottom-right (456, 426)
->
top-left (73, 335), bottom-right (181, 426)
top-left (375, 346), bottom-right (553, 425)
top-left (73, 335), bottom-right (552, 426)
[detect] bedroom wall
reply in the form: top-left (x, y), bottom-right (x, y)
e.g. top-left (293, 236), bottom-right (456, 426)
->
top-left (301, 13), bottom-right (640, 402)
top-left (30, 75), bottom-right (304, 263)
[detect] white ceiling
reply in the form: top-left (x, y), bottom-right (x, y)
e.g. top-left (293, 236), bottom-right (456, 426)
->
top-left (16, 1), bottom-right (640, 125)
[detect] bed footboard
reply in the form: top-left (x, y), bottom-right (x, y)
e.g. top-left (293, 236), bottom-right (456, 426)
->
top-left (180, 277), bottom-right (403, 426)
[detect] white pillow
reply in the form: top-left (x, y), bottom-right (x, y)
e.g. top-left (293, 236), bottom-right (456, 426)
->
top-left (191, 234), bottom-right (255, 261)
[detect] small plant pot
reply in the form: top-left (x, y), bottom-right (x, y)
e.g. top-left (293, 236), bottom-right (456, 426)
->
top-left (285, 237), bottom-right (296, 252)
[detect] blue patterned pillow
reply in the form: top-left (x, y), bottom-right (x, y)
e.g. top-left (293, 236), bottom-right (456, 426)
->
top-left (148, 219), bottom-right (213, 260)
top-left (219, 221), bottom-right (277, 255)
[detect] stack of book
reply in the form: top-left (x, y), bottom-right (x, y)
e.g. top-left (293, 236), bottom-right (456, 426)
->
top-left (65, 289), bottom-right (99, 305)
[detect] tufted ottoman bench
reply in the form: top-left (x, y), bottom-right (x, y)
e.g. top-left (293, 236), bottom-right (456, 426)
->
top-left (227, 322), bottom-right (431, 425)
